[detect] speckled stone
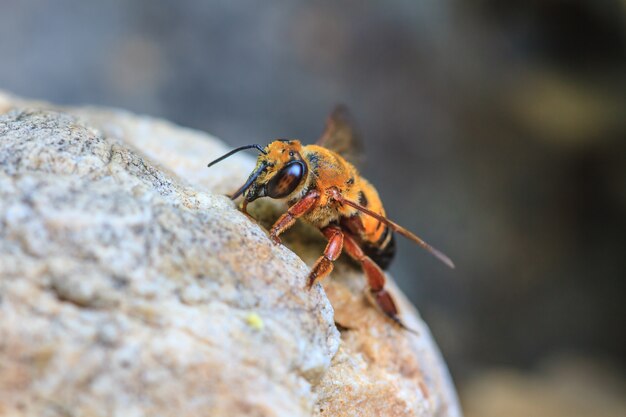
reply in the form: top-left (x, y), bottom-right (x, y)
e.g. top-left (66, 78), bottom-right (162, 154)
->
top-left (0, 91), bottom-right (462, 417)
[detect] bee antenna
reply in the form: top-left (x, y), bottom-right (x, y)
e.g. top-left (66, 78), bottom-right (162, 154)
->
top-left (207, 144), bottom-right (267, 167)
top-left (230, 162), bottom-right (267, 200)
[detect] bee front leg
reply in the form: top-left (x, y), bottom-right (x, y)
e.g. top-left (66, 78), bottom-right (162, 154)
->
top-left (269, 190), bottom-right (320, 245)
top-left (342, 232), bottom-right (417, 333)
top-left (307, 225), bottom-right (344, 289)
top-left (238, 199), bottom-right (256, 221)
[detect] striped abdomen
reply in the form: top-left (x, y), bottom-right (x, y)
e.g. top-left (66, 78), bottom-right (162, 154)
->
top-left (362, 225), bottom-right (396, 270)
top-left (340, 179), bottom-right (397, 270)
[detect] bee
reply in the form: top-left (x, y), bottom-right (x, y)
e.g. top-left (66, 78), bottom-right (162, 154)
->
top-left (208, 106), bottom-right (454, 330)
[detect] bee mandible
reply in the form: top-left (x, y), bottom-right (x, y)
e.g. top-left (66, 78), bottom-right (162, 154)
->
top-left (208, 106), bottom-right (454, 331)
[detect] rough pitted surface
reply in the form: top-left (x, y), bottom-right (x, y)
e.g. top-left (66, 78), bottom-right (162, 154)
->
top-left (0, 91), bottom-right (461, 417)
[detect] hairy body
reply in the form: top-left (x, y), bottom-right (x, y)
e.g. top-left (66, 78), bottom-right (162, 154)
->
top-left (207, 106), bottom-right (452, 330)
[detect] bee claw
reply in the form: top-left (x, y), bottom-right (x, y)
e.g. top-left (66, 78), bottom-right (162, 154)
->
top-left (306, 270), bottom-right (319, 289)
top-left (334, 321), bottom-right (354, 332)
top-left (239, 208), bottom-right (256, 221)
top-left (390, 316), bottom-right (420, 335)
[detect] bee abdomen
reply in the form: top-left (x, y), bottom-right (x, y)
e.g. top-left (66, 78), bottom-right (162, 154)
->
top-left (363, 228), bottom-right (396, 270)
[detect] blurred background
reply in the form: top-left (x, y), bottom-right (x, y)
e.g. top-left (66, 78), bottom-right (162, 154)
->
top-left (2, 0), bottom-right (625, 415)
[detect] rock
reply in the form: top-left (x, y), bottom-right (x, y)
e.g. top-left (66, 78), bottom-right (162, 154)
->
top-left (0, 91), bottom-right (462, 417)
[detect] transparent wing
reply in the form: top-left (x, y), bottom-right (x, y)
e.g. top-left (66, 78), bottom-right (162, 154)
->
top-left (316, 105), bottom-right (364, 166)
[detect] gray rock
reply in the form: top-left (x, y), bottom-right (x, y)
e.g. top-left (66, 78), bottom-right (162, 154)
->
top-left (0, 91), bottom-right (461, 417)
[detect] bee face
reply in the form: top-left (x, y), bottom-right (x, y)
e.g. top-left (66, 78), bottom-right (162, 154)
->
top-left (244, 140), bottom-right (309, 202)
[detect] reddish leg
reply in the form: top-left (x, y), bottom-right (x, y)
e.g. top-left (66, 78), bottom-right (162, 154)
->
top-left (238, 199), bottom-right (257, 221)
top-left (343, 233), bottom-right (416, 332)
top-left (307, 225), bottom-right (344, 289)
top-left (269, 190), bottom-right (320, 244)
top-left (241, 199), bottom-right (250, 215)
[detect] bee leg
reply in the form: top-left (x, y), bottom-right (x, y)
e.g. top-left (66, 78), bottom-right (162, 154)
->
top-left (269, 190), bottom-right (320, 245)
top-left (241, 199), bottom-right (250, 215)
top-left (334, 321), bottom-right (354, 332)
top-left (307, 225), bottom-right (343, 289)
top-left (342, 233), bottom-right (417, 333)
top-left (238, 199), bottom-right (256, 221)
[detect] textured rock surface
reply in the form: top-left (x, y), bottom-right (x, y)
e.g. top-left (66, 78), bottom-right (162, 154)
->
top-left (0, 91), bottom-right (461, 417)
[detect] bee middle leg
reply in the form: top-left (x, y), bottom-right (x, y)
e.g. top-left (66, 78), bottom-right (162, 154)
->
top-left (307, 225), bottom-right (344, 289)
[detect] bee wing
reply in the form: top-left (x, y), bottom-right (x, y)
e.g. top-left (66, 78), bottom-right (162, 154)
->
top-left (334, 193), bottom-right (455, 269)
top-left (317, 105), bottom-right (364, 166)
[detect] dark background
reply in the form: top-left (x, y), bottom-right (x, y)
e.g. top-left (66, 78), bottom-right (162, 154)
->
top-left (2, 1), bottom-right (625, 415)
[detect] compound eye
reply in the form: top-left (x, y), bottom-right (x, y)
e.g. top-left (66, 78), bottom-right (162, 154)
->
top-left (266, 161), bottom-right (306, 198)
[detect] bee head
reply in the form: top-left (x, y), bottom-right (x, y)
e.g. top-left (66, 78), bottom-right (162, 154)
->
top-left (244, 139), bottom-right (308, 202)
top-left (207, 139), bottom-right (309, 203)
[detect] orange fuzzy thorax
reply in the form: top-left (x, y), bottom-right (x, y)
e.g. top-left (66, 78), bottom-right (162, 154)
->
top-left (250, 139), bottom-right (390, 248)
